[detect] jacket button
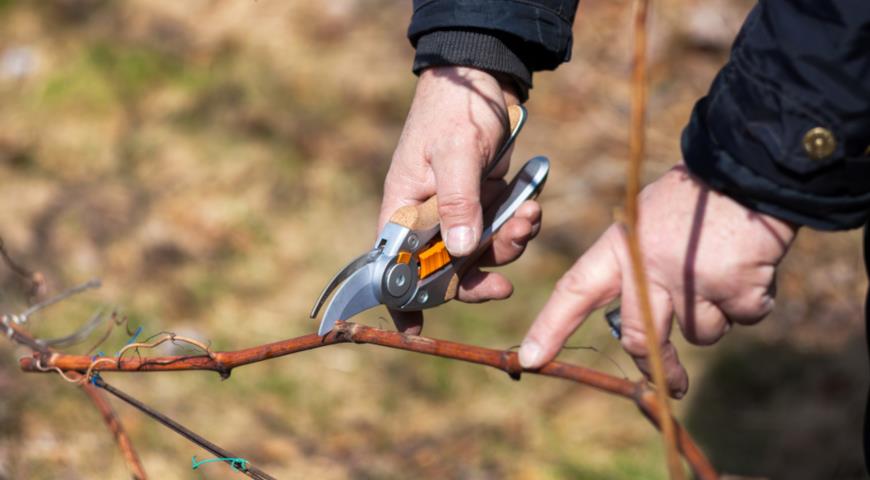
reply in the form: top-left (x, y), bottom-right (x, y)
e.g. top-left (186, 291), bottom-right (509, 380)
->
top-left (802, 127), bottom-right (837, 160)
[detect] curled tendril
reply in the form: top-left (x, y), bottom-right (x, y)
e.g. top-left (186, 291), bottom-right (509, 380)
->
top-left (35, 332), bottom-right (216, 386)
top-left (34, 355), bottom-right (87, 384)
top-left (116, 333), bottom-right (215, 362)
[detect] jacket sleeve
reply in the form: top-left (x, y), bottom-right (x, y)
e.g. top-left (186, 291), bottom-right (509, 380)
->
top-left (407, 0), bottom-right (580, 101)
top-left (683, 0), bottom-right (870, 230)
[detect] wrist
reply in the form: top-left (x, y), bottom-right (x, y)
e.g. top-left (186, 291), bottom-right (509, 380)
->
top-left (418, 66), bottom-right (520, 106)
top-left (490, 71), bottom-right (521, 105)
top-left (412, 30), bottom-right (532, 102)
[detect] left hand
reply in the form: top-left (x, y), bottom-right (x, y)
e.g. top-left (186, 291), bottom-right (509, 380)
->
top-left (518, 165), bottom-right (797, 397)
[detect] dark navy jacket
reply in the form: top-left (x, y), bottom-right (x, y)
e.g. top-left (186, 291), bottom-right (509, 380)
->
top-left (408, 0), bottom-right (870, 231)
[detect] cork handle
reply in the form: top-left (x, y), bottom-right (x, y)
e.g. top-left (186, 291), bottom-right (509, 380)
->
top-left (387, 104), bottom-right (525, 231)
top-left (507, 104), bottom-right (522, 136)
top-left (388, 196), bottom-right (441, 231)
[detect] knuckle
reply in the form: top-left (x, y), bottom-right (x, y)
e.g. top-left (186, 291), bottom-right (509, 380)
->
top-left (437, 193), bottom-right (479, 221)
top-left (619, 325), bottom-right (648, 356)
top-left (729, 291), bottom-right (776, 325)
top-left (679, 304), bottom-right (728, 346)
top-left (553, 266), bottom-right (590, 298)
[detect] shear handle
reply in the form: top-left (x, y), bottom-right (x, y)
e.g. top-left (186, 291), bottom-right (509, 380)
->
top-left (391, 156), bottom-right (550, 311)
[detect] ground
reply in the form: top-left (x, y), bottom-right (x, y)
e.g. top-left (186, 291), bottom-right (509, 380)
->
top-left (0, 1), bottom-right (866, 479)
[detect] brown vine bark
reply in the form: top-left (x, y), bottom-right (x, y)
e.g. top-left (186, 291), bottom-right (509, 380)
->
top-left (21, 321), bottom-right (718, 480)
top-left (80, 384), bottom-right (148, 480)
top-left (1, 319), bottom-right (147, 479)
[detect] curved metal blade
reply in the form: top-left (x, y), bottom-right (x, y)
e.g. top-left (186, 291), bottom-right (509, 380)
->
top-left (318, 264), bottom-right (380, 336)
top-left (310, 247), bottom-right (381, 319)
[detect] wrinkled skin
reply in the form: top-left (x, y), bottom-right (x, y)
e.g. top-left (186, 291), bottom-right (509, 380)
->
top-left (379, 66), bottom-right (542, 334)
top-left (519, 166), bottom-right (796, 397)
top-left (382, 67), bottom-right (797, 397)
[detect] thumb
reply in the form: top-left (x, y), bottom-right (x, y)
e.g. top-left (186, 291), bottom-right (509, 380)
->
top-left (431, 149), bottom-right (486, 257)
top-left (519, 226), bottom-right (623, 368)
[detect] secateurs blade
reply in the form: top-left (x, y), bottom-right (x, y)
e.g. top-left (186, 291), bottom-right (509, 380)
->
top-left (310, 105), bottom-right (549, 336)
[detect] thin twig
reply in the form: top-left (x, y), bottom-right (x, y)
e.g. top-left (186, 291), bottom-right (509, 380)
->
top-left (18, 278), bottom-right (101, 323)
top-left (80, 383), bottom-right (148, 480)
top-left (625, 1), bottom-right (685, 478)
top-left (86, 311), bottom-right (135, 355)
top-left (0, 238), bottom-right (32, 279)
top-left (1, 300), bottom-right (146, 478)
top-left (1, 316), bottom-right (50, 353)
top-left (23, 322), bottom-right (718, 480)
top-left (38, 308), bottom-right (107, 348)
top-left (562, 344), bottom-right (629, 379)
top-left (93, 375), bottom-right (276, 480)
top-left (0, 238), bottom-right (45, 301)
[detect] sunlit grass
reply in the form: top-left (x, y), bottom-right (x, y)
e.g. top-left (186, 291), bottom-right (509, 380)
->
top-left (0, 0), bottom-right (863, 478)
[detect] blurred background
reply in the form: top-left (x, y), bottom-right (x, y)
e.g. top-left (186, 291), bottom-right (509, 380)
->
top-left (0, 1), bottom-right (867, 478)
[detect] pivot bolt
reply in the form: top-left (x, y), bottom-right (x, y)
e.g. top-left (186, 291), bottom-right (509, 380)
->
top-left (406, 234), bottom-right (420, 250)
top-left (385, 264), bottom-right (412, 297)
top-left (416, 289), bottom-right (429, 304)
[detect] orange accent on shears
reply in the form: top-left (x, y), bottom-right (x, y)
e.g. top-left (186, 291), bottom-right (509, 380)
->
top-left (418, 240), bottom-right (451, 279)
top-left (397, 251), bottom-right (412, 264)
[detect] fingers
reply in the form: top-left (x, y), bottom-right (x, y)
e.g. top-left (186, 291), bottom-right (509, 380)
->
top-left (457, 269), bottom-right (514, 303)
top-left (716, 286), bottom-right (775, 326)
top-left (519, 226), bottom-right (623, 369)
top-left (431, 147), bottom-right (487, 257)
top-left (478, 200), bottom-right (542, 267)
top-left (390, 309), bottom-right (424, 335)
top-left (619, 278), bottom-right (690, 398)
top-left (710, 270), bottom-right (777, 326)
top-left (671, 295), bottom-right (731, 346)
top-left (671, 268), bottom-right (776, 345)
top-left (631, 341), bottom-right (690, 399)
top-left (454, 203), bottom-right (538, 302)
top-left (450, 194), bottom-right (541, 302)
top-left (520, 223), bottom-right (691, 398)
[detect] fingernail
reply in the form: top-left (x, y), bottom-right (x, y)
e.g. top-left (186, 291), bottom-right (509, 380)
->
top-left (446, 225), bottom-right (474, 256)
top-left (519, 340), bottom-right (542, 369)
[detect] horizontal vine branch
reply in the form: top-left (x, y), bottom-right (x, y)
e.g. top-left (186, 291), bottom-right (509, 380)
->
top-left (21, 321), bottom-right (718, 480)
top-left (2, 315), bottom-right (148, 479)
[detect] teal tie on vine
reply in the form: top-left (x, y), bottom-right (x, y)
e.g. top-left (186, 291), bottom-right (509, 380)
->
top-left (191, 455), bottom-right (249, 472)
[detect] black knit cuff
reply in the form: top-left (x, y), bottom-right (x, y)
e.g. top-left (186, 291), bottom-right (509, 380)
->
top-left (412, 30), bottom-right (532, 102)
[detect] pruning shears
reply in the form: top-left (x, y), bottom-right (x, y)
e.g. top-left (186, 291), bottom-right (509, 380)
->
top-left (310, 105), bottom-right (550, 336)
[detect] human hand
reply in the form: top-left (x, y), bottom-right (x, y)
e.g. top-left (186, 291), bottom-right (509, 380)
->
top-left (379, 66), bottom-right (542, 334)
top-left (518, 165), bottom-right (797, 397)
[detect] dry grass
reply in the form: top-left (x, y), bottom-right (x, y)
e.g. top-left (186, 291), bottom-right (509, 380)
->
top-left (0, 1), bottom-right (865, 478)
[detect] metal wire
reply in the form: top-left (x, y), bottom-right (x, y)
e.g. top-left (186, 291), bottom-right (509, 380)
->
top-left (93, 376), bottom-right (276, 480)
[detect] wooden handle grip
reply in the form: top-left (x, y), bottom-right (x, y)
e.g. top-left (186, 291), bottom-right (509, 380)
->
top-left (389, 196), bottom-right (441, 231)
top-left (507, 104), bottom-right (522, 135)
top-left (388, 104), bottom-right (524, 231)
